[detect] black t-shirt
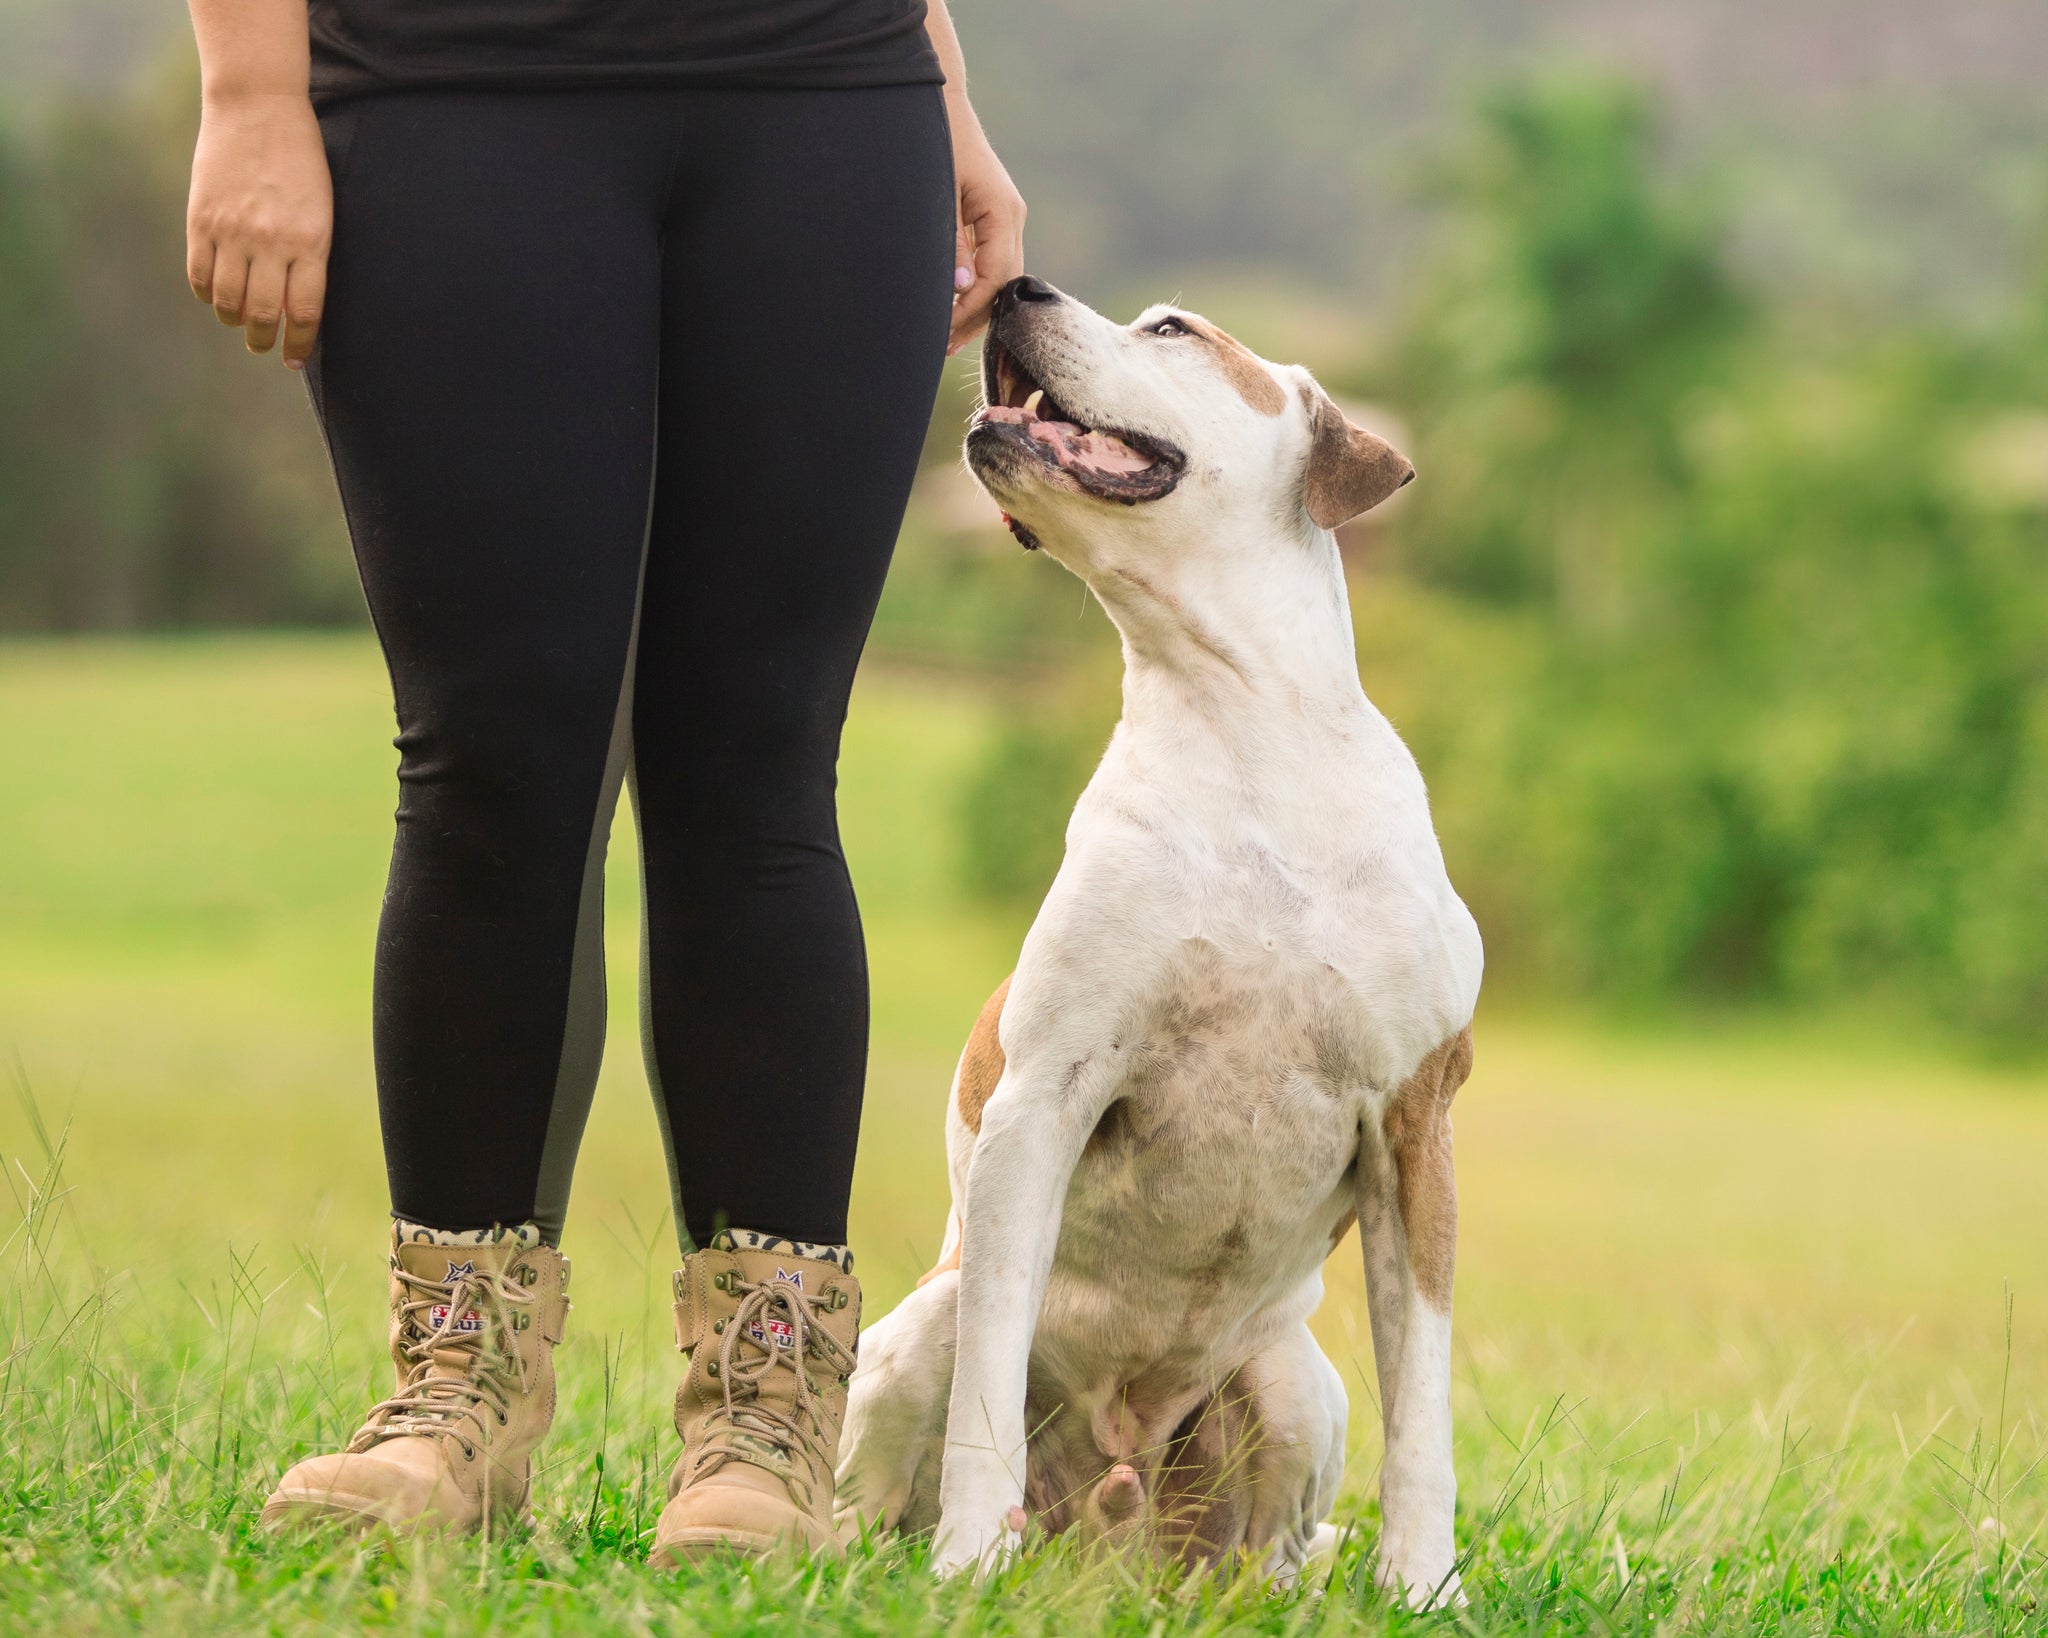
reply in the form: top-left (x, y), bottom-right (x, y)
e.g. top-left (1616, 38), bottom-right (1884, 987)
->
top-left (309, 0), bottom-right (943, 104)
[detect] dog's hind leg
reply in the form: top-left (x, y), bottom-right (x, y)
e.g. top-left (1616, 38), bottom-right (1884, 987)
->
top-left (1149, 1322), bottom-right (1346, 1581)
top-left (835, 1269), bottom-right (959, 1541)
top-left (1244, 1323), bottom-right (1349, 1585)
top-left (1357, 1026), bottom-right (1472, 1608)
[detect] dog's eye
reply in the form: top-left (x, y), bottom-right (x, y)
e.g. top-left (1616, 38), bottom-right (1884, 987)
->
top-left (1146, 317), bottom-right (1191, 338)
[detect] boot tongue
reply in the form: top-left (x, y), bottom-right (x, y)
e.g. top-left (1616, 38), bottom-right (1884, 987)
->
top-left (394, 1239), bottom-right (514, 1282)
top-left (724, 1247), bottom-right (861, 1366)
top-left (390, 1237), bottom-right (532, 1382)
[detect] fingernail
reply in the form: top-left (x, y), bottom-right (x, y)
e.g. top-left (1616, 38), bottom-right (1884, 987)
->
top-left (947, 343), bottom-right (961, 357)
top-left (286, 357), bottom-right (304, 372)
top-left (954, 265), bottom-right (974, 291)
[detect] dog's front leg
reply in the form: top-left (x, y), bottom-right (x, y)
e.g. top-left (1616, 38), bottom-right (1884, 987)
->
top-left (929, 1042), bottom-right (1116, 1576)
top-left (1357, 1027), bottom-right (1472, 1609)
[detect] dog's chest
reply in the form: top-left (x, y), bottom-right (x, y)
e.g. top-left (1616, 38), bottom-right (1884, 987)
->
top-left (1057, 934), bottom-right (1366, 1267)
top-left (1037, 915), bottom-right (1395, 1396)
top-left (1030, 782), bottom-right (1474, 1373)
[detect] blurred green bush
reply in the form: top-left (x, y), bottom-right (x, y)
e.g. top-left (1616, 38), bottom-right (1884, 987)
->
top-left (960, 71), bottom-right (2048, 1044)
top-left (957, 649), bottom-right (1119, 904)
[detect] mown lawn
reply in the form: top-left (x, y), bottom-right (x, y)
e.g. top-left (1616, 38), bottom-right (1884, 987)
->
top-left (1, 634), bottom-right (2043, 1635)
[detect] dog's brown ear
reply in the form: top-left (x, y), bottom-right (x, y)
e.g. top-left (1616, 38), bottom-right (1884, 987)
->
top-left (1302, 387), bottom-right (1414, 529)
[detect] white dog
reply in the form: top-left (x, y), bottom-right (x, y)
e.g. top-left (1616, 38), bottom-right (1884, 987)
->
top-left (835, 277), bottom-right (1482, 1606)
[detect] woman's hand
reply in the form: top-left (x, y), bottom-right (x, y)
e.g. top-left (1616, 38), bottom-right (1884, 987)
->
top-left (945, 97), bottom-right (1026, 355)
top-left (186, 91), bottom-right (332, 369)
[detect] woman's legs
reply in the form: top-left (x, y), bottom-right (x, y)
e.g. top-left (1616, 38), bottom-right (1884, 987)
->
top-left (634, 86), bottom-right (954, 1249)
top-left (312, 83), bottom-right (950, 1255)
top-left (309, 89), bottom-right (678, 1241)
top-left (637, 90), bottom-right (951, 1563)
top-left (268, 88), bottom-right (683, 1535)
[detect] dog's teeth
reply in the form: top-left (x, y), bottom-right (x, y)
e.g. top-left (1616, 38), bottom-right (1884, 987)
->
top-left (1022, 389), bottom-right (1044, 418)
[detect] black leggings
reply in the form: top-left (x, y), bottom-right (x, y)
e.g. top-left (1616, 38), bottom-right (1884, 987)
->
top-left (306, 86), bottom-right (954, 1249)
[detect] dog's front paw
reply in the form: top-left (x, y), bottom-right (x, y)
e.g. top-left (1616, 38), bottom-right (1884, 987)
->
top-left (1376, 1556), bottom-right (1466, 1610)
top-left (929, 1503), bottom-right (1027, 1578)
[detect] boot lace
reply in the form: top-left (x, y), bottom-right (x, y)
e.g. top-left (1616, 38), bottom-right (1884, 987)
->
top-left (693, 1271), bottom-right (856, 1500)
top-left (350, 1260), bottom-right (537, 1455)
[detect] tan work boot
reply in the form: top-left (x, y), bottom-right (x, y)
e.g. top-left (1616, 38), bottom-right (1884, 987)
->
top-left (652, 1233), bottom-right (861, 1564)
top-left (261, 1221), bottom-right (570, 1535)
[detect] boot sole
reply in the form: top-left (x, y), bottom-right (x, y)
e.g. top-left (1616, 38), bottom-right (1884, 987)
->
top-left (651, 1527), bottom-right (833, 1566)
top-left (261, 1490), bottom-right (407, 1535)
top-left (260, 1490), bottom-right (533, 1538)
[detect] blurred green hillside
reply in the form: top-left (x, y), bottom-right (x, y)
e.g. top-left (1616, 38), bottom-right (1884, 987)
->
top-left (0, 17), bottom-right (2043, 1044)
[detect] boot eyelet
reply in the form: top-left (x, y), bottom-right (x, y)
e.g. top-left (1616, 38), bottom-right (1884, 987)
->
top-left (706, 1362), bottom-right (720, 1378)
top-left (713, 1272), bottom-right (730, 1291)
top-left (461, 1441), bottom-right (476, 1460)
top-left (713, 1319), bottom-right (725, 1334)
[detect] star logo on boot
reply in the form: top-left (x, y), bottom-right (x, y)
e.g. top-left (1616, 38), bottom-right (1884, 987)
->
top-left (444, 1259), bottom-right (476, 1281)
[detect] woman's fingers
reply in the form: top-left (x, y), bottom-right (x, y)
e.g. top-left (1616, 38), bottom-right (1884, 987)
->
top-left (281, 256), bottom-right (325, 369)
top-left (949, 184), bottom-right (1025, 351)
top-left (946, 219), bottom-right (979, 353)
top-left (187, 235), bottom-right (217, 307)
top-left (211, 248), bottom-right (250, 328)
top-left (241, 254), bottom-right (288, 353)
top-left (954, 220), bottom-right (977, 296)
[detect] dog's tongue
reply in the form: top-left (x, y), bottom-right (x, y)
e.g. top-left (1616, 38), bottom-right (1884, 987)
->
top-left (1025, 419), bottom-right (1151, 476)
top-left (981, 401), bottom-right (1153, 477)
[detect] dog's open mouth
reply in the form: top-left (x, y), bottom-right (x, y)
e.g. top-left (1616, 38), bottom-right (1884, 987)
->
top-left (969, 339), bottom-right (1185, 504)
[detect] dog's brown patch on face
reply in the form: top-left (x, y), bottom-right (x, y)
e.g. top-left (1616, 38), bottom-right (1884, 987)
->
top-left (1301, 383), bottom-right (1414, 528)
top-left (1380, 1025), bottom-right (1472, 1312)
top-left (954, 974), bottom-right (1013, 1137)
top-left (1185, 317), bottom-right (1286, 416)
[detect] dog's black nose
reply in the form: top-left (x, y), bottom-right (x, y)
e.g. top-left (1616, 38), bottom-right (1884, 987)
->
top-left (995, 274), bottom-right (1060, 318)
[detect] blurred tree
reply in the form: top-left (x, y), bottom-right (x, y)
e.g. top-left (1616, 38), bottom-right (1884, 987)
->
top-left (0, 127), bottom-right (68, 624)
top-left (1388, 71), bottom-right (1744, 623)
top-left (1366, 71), bottom-right (2048, 1034)
top-left (0, 61), bottom-right (357, 631)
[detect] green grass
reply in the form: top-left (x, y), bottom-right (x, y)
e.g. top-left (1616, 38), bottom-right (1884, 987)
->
top-left (1, 633), bottom-right (2044, 1634)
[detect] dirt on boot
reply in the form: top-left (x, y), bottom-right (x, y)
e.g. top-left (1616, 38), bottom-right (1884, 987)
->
top-left (653, 1237), bottom-right (860, 1563)
top-left (260, 1224), bottom-right (570, 1535)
